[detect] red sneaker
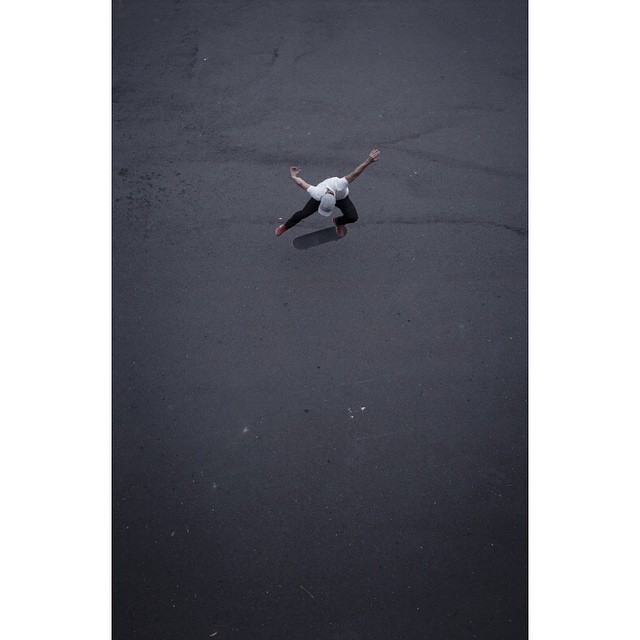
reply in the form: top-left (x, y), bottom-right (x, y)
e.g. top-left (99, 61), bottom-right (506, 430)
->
top-left (275, 224), bottom-right (287, 236)
top-left (333, 218), bottom-right (346, 237)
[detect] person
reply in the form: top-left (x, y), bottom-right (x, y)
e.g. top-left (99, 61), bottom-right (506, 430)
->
top-left (275, 149), bottom-right (381, 238)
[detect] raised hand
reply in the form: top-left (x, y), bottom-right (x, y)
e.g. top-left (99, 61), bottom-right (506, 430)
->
top-left (368, 149), bottom-right (380, 162)
top-left (289, 166), bottom-right (301, 178)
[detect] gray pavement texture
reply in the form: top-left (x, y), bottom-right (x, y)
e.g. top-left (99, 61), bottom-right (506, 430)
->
top-left (113, 0), bottom-right (527, 638)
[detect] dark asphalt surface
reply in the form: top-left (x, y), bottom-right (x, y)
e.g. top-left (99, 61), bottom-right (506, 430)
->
top-left (113, 1), bottom-right (527, 638)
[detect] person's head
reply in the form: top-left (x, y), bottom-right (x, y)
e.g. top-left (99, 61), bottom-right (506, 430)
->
top-left (318, 189), bottom-right (336, 216)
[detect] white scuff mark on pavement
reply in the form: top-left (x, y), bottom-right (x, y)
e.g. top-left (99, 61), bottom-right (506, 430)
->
top-left (243, 427), bottom-right (249, 433)
top-left (360, 407), bottom-right (366, 412)
top-left (299, 585), bottom-right (315, 599)
top-left (209, 632), bottom-right (218, 637)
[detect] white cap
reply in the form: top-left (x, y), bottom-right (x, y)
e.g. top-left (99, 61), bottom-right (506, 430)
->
top-left (318, 193), bottom-right (336, 216)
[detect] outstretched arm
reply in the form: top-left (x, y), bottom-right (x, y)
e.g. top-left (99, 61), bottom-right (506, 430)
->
top-left (344, 149), bottom-right (380, 184)
top-left (289, 166), bottom-right (312, 191)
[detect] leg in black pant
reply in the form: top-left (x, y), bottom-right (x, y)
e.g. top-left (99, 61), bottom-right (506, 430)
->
top-left (334, 196), bottom-right (359, 226)
top-left (284, 198), bottom-right (319, 229)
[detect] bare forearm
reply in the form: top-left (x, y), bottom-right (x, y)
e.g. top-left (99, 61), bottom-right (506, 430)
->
top-left (353, 158), bottom-right (373, 177)
top-left (289, 165), bottom-right (311, 190)
top-left (291, 175), bottom-right (310, 190)
top-left (345, 149), bottom-right (380, 182)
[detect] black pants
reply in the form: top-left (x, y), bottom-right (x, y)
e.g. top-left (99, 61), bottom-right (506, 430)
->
top-left (284, 196), bottom-right (359, 229)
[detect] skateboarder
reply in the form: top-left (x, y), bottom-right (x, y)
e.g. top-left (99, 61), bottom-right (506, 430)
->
top-left (275, 149), bottom-right (380, 238)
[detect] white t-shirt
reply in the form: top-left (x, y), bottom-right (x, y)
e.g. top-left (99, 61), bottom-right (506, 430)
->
top-left (307, 176), bottom-right (350, 201)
